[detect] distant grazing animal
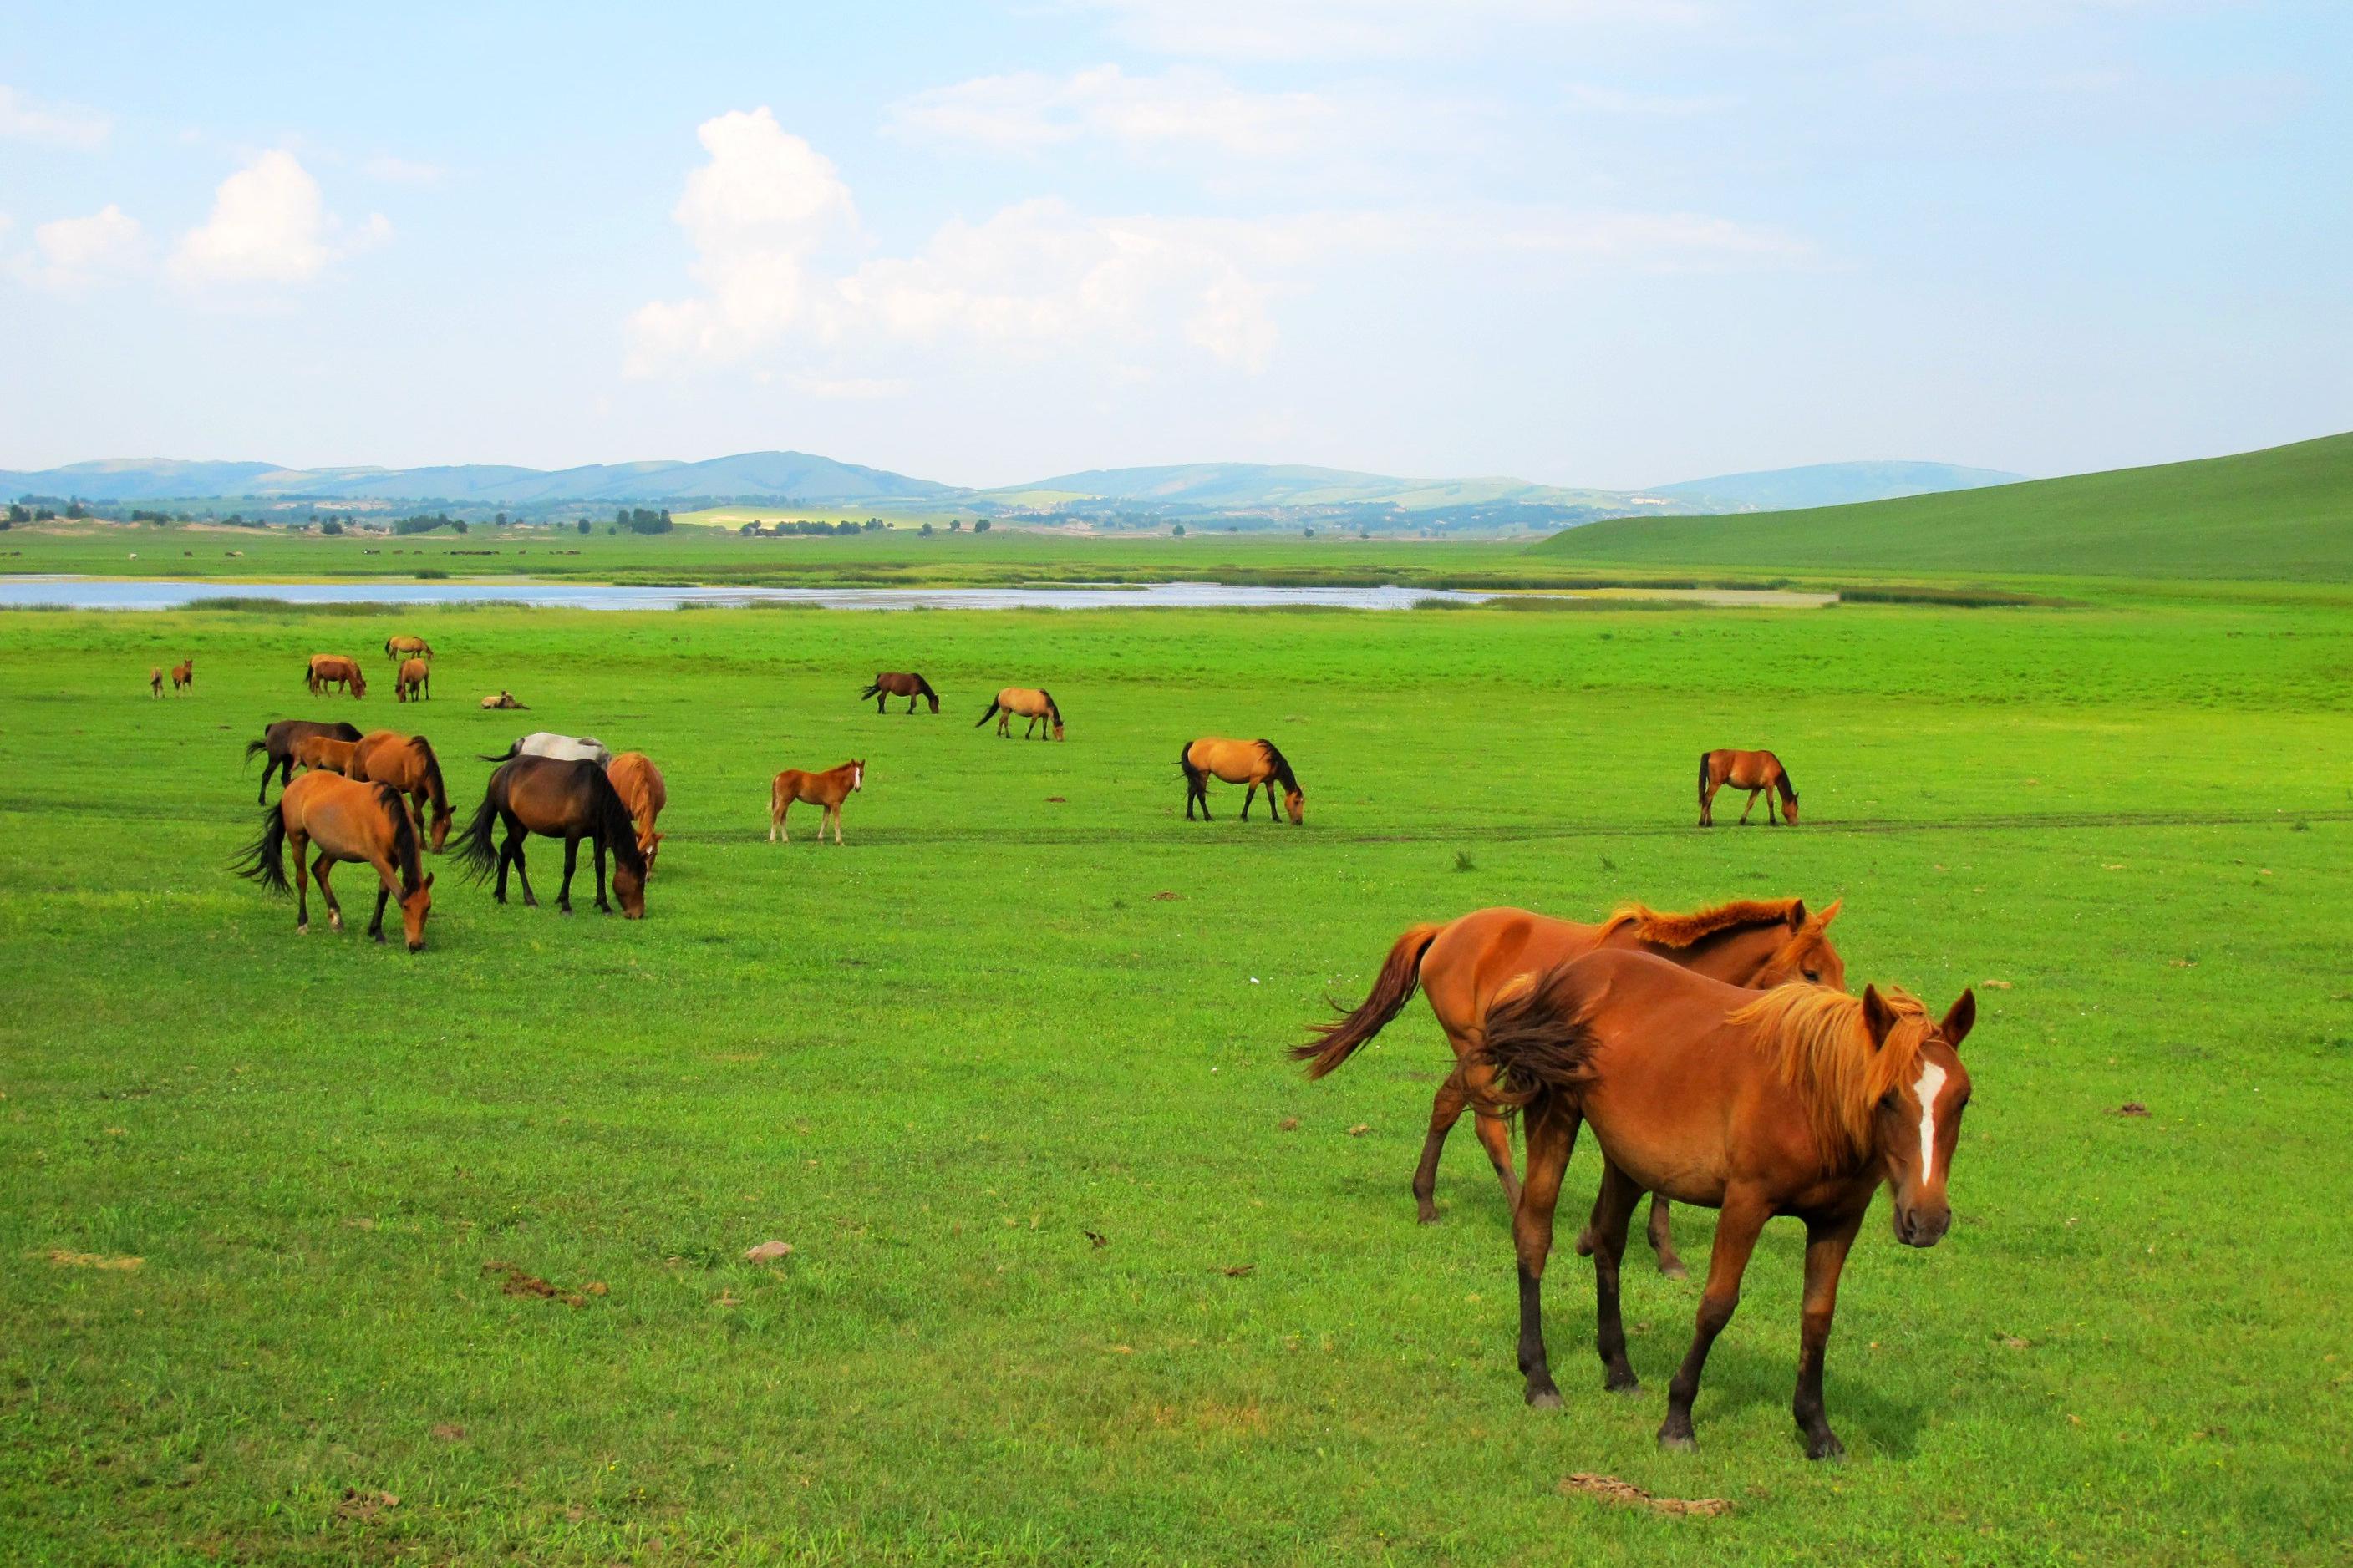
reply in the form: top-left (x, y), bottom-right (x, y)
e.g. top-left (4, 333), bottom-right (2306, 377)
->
top-left (244, 718), bottom-right (365, 803)
top-left (394, 658), bottom-right (431, 703)
top-left (170, 657), bottom-right (194, 694)
top-left (149, 667), bottom-right (163, 698)
top-left (770, 760), bottom-right (864, 845)
top-left (1294, 897), bottom-right (1847, 1266)
top-left (1473, 950), bottom-right (1975, 1459)
top-left (1180, 738), bottom-right (1304, 824)
top-left (1699, 748), bottom-right (1797, 827)
top-left (385, 634), bottom-right (433, 662)
top-left (861, 672), bottom-right (938, 714)
top-left (452, 754), bottom-right (646, 917)
top-left (306, 654), bottom-right (367, 699)
top-left (976, 687), bottom-right (1063, 741)
top-left (291, 735), bottom-right (361, 776)
top-left (479, 732), bottom-right (612, 769)
top-left (350, 730), bottom-right (454, 852)
top-left (607, 751), bottom-right (668, 875)
top-left (236, 771), bottom-right (435, 951)
top-left (480, 690), bottom-right (527, 710)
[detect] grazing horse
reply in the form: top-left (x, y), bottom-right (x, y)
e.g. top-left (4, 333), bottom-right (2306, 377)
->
top-left (170, 657), bottom-right (194, 694)
top-left (1293, 898), bottom-right (1847, 1266)
top-left (770, 760), bottom-right (864, 845)
top-left (480, 732), bottom-right (612, 768)
top-left (149, 667), bottom-right (163, 698)
top-left (385, 634), bottom-right (433, 662)
top-left (306, 654), bottom-right (367, 698)
top-left (452, 755), bottom-right (646, 917)
top-left (1699, 748), bottom-right (1797, 827)
top-left (350, 730), bottom-right (454, 851)
top-left (480, 690), bottom-right (527, 710)
top-left (394, 657), bottom-right (431, 703)
top-left (1181, 738), bottom-right (1304, 824)
top-left (236, 771), bottom-right (435, 951)
top-left (291, 735), bottom-right (361, 776)
top-left (976, 688), bottom-right (1064, 740)
top-left (244, 718), bottom-right (364, 803)
top-left (1475, 951), bottom-right (1974, 1459)
top-left (861, 672), bottom-right (938, 714)
top-left (607, 751), bottom-right (668, 875)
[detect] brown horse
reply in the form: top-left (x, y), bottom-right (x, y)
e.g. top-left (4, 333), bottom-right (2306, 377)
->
top-left (385, 634), bottom-right (433, 662)
top-left (350, 730), bottom-right (454, 851)
top-left (1181, 738), bottom-right (1303, 824)
top-left (245, 718), bottom-right (364, 802)
top-left (170, 657), bottom-right (194, 694)
top-left (452, 755), bottom-right (646, 917)
top-left (394, 657), bottom-right (431, 703)
top-left (149, 666), bottom-right (162, 698)
top-left (236, 771), bottom-right (435, 950)
top-left (307, 654), bottom-right (368, 698)
top-left (1295, 898), bottom-right (1847, 1266)
top-left (607, 751), bottom-right (668, 874)
top-left (976, 687), bottom-right (1063, 740)
top-left (291, 735), bottom-right (361, 776)
top-left (861, 672), bottom-right (938, 714)
top-left (1699, 748), bottom-right (1797, 827)
top-left (770, 760), bottom-right (863, 845)
top-left (1475, 951), bottom-right (1974, 1459)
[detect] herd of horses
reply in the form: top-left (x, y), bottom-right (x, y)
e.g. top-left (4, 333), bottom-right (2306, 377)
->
top-left (197, 642), bottom-right (1954, 1460)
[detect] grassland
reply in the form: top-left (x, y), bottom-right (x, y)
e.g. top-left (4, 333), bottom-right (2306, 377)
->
top-left (1540, 431), bottom-right (2353, 581)
top-left (3, 586), bottom-right (2350, 1564)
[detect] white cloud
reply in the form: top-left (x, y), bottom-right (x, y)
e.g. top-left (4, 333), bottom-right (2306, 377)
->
top-left (1564, 83), bottom-right (1737, 116)
top-left (25, 204), bottom-right (147, 288)
top-left (364, 155), bottom-right (446, 186)
top-left (1077, 0), bottom-right (1700, 60)
top-left (168, 150), bottom-right (389, 287)
top-left (890, 65), bottom-right (1339, 157)
top-left (0, 84), bottom-right (112, 149)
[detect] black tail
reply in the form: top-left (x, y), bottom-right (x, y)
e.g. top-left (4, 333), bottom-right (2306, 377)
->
top-left (477, 743), bottom-right (521, 764)
top-left (235, 804), bottom-right (291, 896)
top-left (975, 700), bottom-right (1002, 728)
top-left (1698, 751), bottom-right (1711, 805)
top-left (859, 680), bottom-right (883, 700)
top-left (243, 737), bottom-right (269, 769)
top-left (451, 774), bottom-right (506, 881)
top-left (1472, 963), bottom-right (1603, 1117)
top-left (1178, 741), bottom-right (1204, 789)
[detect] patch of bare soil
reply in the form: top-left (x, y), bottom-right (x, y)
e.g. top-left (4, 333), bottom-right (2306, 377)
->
top-left (1559, 1473), bottom-right (1730, 1517)
top-left (45, 1250), bottom-right (143, 1271)
top-left (481, 1258), bottom-right (588, 1307)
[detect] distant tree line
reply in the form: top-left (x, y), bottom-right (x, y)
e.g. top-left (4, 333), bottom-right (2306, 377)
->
top-left (617, 507), bottom-right (673, 535)
top-left (739, 517), bottom-right (887, 536)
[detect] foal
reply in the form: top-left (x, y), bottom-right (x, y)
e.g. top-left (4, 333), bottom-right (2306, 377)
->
top-left (770, 760), bottom-right (864, 845)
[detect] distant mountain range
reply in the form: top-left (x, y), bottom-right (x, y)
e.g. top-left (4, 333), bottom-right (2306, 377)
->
top-left (2, 452), bottom-right (2025, 520)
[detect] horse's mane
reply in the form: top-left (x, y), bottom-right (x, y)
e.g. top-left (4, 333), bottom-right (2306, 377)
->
top-left (1040, 688), bottom-right (1060, 723)
top-left (1776, 764), bottom-right (1798, 804)
top-left (583, 763), bottom-right (646, 875)
top-left (914, 673), bottom-right (938, 696)
top-left (409, 735), bottom-right (448, 809)
top-left (1730, 985), bottom-right (1929, 1163)
top-left (1599, 897), bottom-right (1801, 948)
top-left (375, 783), bottom-right (425, 896)
top-left (1256, 739), bottom-right (1299, 792)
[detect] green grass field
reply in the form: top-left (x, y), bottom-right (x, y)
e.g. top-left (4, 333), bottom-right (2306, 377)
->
top-left (4, 585), bottom-right (2350, 1564)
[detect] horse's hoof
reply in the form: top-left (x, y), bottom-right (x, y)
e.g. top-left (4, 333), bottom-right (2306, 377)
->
top-left (1525, 1385), bottom-right (1563, 1410)
top-left (372, 931), bottom-right (385, 944)
top-left (1658, 1430), bottom-right (1698, 1454)
top-left (558, 905), bottom-right (572, 916)
top-left (1605, 1372), bottom-right (1642, 1395)
top-left (297, 923), bottom-right (309, 935)
top-left (1658, 1261), bottom-right (1690, 1281)
top-left (1573, 1231), bottom-right (1596, 1257)
top-left (1804, 1432), bottom-right (1847, 1462)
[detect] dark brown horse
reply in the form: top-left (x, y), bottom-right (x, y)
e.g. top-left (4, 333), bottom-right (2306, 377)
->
top-left (1476, 951), bottom-right (1974, 1458)
top-left (350, 730), bottom-right (454, 851)
top-left (1294, 898), bottom-right (1846, 1269)
top-left (236, 771), bottom-right (435, 950)
top-left (245, 718), bottom-right (365, 803)
top-left (453, 755), bottom-right (646, 916)
top-left (861, 672), bottom-right (938, 713)
top-left (1699, 748), bottom-right (1797, 827)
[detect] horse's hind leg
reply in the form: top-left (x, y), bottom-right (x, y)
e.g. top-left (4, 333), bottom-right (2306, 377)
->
top-left (1739, 788), bottom-right (1761, 825)
top-left (1411, 1068), bottom-right (1471, 1224)
top-left (591, 836), bottom-right (611, 914)
top-left (1587, 1163), bottom-right (1645, 1393)
top-left (290, 830), bottom-right (313, 932)
top-left (505, 817), bottom-right (538, 906)
top-left (1241, 784), bottom-right (1256, 820)
top-left (1512, 1100), bottom-right (1581, 1408)
top-left (313, 851), bottom-right (343, 934)
top-left (1460, 1058), bottom-right (1522, 1213)
top-left (1697, 780), bottom-right (1715, 828)
top-left (1647, 1194), bottom-right (1689, 1279)
top-left (557, 835), bottom-right (580, 913)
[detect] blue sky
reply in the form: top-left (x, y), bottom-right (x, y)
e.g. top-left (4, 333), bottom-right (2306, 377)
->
top-left (3, 1), bottom-right (2345, 489)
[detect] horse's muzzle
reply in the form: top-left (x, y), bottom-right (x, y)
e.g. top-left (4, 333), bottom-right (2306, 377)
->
top-left (1893, 1204), bottom-right (1951, 1248)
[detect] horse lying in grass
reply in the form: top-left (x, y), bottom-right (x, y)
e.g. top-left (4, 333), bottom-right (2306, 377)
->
top-left (453, 755), bottom-right (645, 917)
top-left (861, 672), bottom-right (938, 714)
top-left (245, 719), bottom-right (363, 803)
top-left (1475, 951), bottom-right (1974, 1459)
top-left (306, 654), bottom-right (367, 698)
top-left (607, 751), bottom-right (668, 875)
top-left (1699, 748), bottom-right (1797, 827)
top-left (1181, 738), bottom-right (1303, 824)
top-left (770, 760), bottom-right (863, 845)
top-left (351, 730), bottom-right (453, 852)
top-left (236, 771), bottom-right (435, 951)
top-left (977, 688), bottom-right (1063, 740)
top-left (1293, 897), bottom-right (1846, 1267)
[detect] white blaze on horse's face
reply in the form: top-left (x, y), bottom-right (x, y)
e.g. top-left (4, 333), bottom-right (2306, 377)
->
top-left (852, 763), bottom-right (864, 792)
top-left (1913, 1060), bottom-right (1947, 1186)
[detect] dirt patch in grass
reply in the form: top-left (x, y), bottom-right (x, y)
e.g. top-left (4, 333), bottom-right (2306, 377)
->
top-left (1559, 1473), bottom-right (1731, 1517)
top-left (45, 1250), bottom-right (143, 1271)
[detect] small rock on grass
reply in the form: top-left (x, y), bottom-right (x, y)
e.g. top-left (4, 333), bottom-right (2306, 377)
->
top-left (743, 1240), bottom-right (794, 1263)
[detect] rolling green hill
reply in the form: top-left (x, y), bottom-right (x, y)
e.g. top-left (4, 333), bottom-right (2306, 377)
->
top-left (1536, 432), bottom-right (2353, 581)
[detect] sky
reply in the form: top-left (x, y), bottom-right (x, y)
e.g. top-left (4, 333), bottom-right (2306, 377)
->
top-left (2, 1), bottom-right (2346, 490)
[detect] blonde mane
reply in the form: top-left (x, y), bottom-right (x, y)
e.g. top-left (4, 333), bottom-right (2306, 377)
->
top-left (1728, 985), bottom-right (1929, 1162)
top-left (1599, 897), bottom-right (1803, 949)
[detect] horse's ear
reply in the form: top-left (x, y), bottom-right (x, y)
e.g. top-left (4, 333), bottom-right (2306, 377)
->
top-left (1813, 897), bottom-right (1842, 929)
top-left (1786, 900), bottom-right (1807, 929)
top-left (423, 872), bottom-right (435, 889)
top-left (1862, 985), bottom-right (1899, 1048)
top-left (1939, 989), bottom-right (1976, 1048)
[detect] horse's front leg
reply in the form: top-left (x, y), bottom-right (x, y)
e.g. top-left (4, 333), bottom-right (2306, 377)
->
top-left (1512, 1099), bottom-right (1581, 1408)
top-left (557, 835), bottom-right (580, 913)
top-left (592, 835), bottom-right (611, 914)
top-left (1659, 1187), bottom-right (1771, 1452)
top-left (366, 855), bottom-right (399, 942)
top-left (1793, 1211), bottom-right (1864, 1459)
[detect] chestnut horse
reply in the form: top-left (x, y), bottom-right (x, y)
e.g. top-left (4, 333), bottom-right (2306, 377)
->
top-left (1699, 748), bottom-right (1797, 827)
top-left (770, 760), bottom-right (863, 845)
top-left (394, 657), bottom-right (431, 703)
top-left (1294, 898), bottom-right (1846, 1267)
top-left (306, 654), bottom-right (367, 698)
top-left (1181, 738), bottom-right (1303, 824)
top-left (350, 730), bottom-right (454, 851)
top-left (861, 672), bottom-right (938, 714)
top-left (291, 735), bottom-right (360, 776)
top-left (607, 751), bottom-right (668, 874)
top-left (236, 771), bottom-right (435, 950)
top-left (452, 755), bottom-right (645, 917)
top-left (1476, 951), bottom-right (1974, 1459)
top-left (976, 688), bottom-right (1063, 740)
top-left (385, 634), bottom-right (433, 661)
top-left (170, 657), bottom-right (194, 694)
top-left (245, 718), bottom-right (363, 803)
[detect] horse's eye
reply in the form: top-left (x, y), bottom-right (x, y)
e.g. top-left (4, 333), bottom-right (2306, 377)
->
top-left (1802, 968), bottom-right (1821, 983)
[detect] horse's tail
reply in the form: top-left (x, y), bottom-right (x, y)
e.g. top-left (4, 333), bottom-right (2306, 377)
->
top-left (974, 698), bottom-right (1002, 728)
top-left (1290, 923), bottom-right (1444, 1079)
top-left (235, 804), bottom-right (291, 896)
top-left (301, 658), bottom-right (314, 688)
top-left (1178, 741), bottom-right (1204, 789)
top-left (243, 736), bottom-right (269, 768)
top-left (584, 763), bottom-right (646, 876)
top-left (477, 742), bottom-right (521, 764)
top-left (1471, 963), bottom-right (1603, 1116)
top-left (1257, 738), bottom-right (1298, 794)
top-left (1697, 751), bottom-right (1712, 805)
top-left (450, 772), bottom-right (505, 881)
top-left (858, 679), bottom-right (883, 700)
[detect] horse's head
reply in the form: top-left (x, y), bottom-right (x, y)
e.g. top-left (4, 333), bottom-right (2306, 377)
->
top-left (1282, 784), bottom-right (1304, 825)
top-left (1869, 986), bottom-right (1974, 1247)
top-left (1781, 789), bottom-right (1800, 825)
top-left (1050, 718), bottom-right (1065, 741)
top-left (352, 672), bottom-right (368, 697)
top-left (616, 859), bottom-right (646, 919)
top-left (400, 871), bottom-right (435, 952)
top-left (851, 760), bottom-right (866, 792)
top-left (426, 809), bottom-right (452, 855)
top-left (1759, 898), bottom-right (1844, 989)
